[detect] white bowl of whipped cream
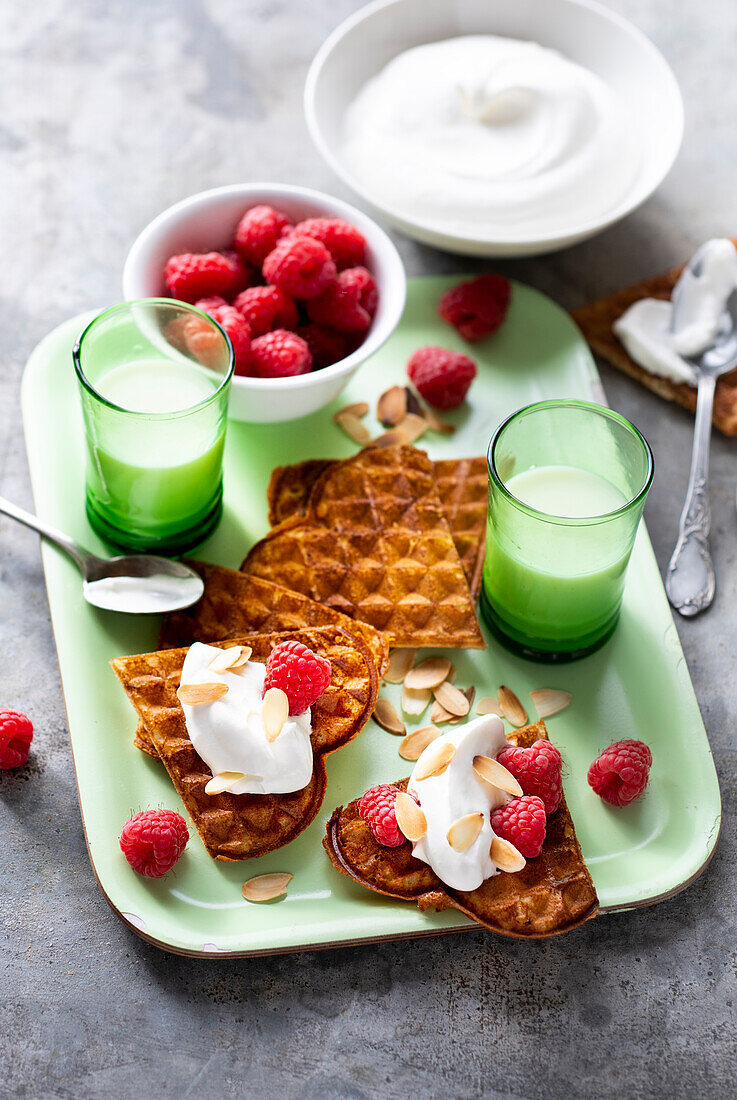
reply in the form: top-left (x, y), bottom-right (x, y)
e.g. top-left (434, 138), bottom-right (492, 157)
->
top-left (305, 0), bottom-right (683, 257)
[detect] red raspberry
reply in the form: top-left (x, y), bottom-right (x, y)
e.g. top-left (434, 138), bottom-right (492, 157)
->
top-left (234, 204), bottom-right (292, 267)
top-left (588, 740), bottom-right (652, 807)
top-left (232, 285), bottom-right (299, 337)
top-left (438, 273), bottom-right (512, 342)
top-left (296, 323), bottom-right (347, 369)
top-left (263, 640), bottom-right (331, 715)
top-left (0, 710), bottom-right (34, 769)
top-left (497, 739), bottom-right (563, 816)
top-left (263, 235), bottom-right (337, 300)
top-left (119, 809), bottom-right (189, 878)
top-left (250, 329), bottom-right (312, 378)
top-left (491, 795), bottom-right (546, 859)
top-left (293, 218), bottom-right (367, 269)
top-left (164, 251), bottom-right (245, 304)
top-left (358, 784), bottom-right (405, 847)
top-left (406, 346), bottom-right (476, 410)
top-left (307, 274), bottom-right (371, 335)
top-left (339, 266), bottom-right (378, 317)
top-left (194, 299), bottom-right (252, 375)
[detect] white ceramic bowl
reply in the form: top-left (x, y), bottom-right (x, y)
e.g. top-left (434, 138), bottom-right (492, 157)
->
top-left (123, 184), bottom-right (406, 422)
top-left (305, 0), bottom-right (684, 258)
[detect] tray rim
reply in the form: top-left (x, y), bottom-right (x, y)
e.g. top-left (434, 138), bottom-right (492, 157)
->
top-left (21, 293), bottom-right (722, 958)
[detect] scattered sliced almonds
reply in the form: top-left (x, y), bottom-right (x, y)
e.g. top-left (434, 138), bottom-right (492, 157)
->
top-left (530, 688), bottom-right (572, 718)
top-left (367, 426), bottom-right (409, 449)
top-left (430, 699), bottom-right (455, 724)
top-left (490, 836), bottom-right (526, 873)
top-left (333, 401), bottom-right (369, 421)
top-left (432, 681), bottom-right (470, 717)
top-left (497, 685), bottom-right (528, 727)
top-left (377, 385), bottom-right (407, 427)
top-left (335, 411), bottom-right (372, 444)
top-left (404, 657), bottom-right (452, 691)
top-left (473, 754), bottom-right (523, 797)
top-left (241, 872), bottom-right (293, 902)
top-left (399, 724), bottom-right (440, 761)
top-left (422, 404), bottom-right (455, 435)
top-left (402, 684), bottom-right (432, 716)
top-left (208, 645), bottom-right (252, 673)
top-left (398, 413), bottom-right (429, 445)
top-left (373, 696), bottom-right (406, 735)
top-left (449, 686), bottom-right (475, 725)
top-left (447, 812), bottom-right (484, 853)
top-left (414, 741), bottom-right (456, 781)
top-left (177, 682), bottom-right (229, 706)
top-left (262, 687), bottom-right (289, 742)
top-left (383, 648), bottom-right (417, 684)
top-left (205, 771), bottom-right (246, 795)
top-left (476, 696), bottom-right (503, 717)
top-left (394, 791), bottom-right (427, 842)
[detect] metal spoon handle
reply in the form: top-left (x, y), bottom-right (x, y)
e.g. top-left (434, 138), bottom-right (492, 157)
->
top-left (666, 373), bottom-right (716, 616)
top-left (0, 495), bottom-right (90, 574)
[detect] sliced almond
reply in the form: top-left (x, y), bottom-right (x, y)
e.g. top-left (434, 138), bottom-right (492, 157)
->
top-left (398, 413), bottom-right (428, 444)
top-left (473, 754), bottom-right (523, 797)
top-left (446, 665), bottom-right (457, 684)
top-left (366, 426), bottom-right (408, 449)
top-left (399, 725), bottom-right (440, 762)
top-left (490, 836), bottom-right (526, 873)
top-left (177, 682), bottom-right (229, 706)
top-left (333, 401), bottom-right (369, 421)
top-left (205, 771), bottom-right (246, 795)
top-left (377, 385), bottom-right (407, 427)
top-left (404, 657), bottom-right (452, 691)
top-left (335, 411), bottom-right (372, 444)
top-left (383, 647), bottom-right (417, 685)
top-left (476, 696), bottom-right (503, 716)
top-left (432, 681), bottom-right (470, 717)
top-left (373, 697), bottom-right (406, 736)
top-left (530, 688), bottom-right (572, 719)
top-left (430, 699), bottom-right (455, 724)
top-left (262, 687), bottom-right (289, 742)
top-left (449, 686), bottom-right (475, 724)
top-left (422, 404), bottom-right (456, 435)
top-left (208, 645), bottom-right (252, 673)
top-left (394, 791), bottom-right (427, 842)
top-left (447, 812), bottom-right (484, 853)
top-left (241, 872), bottom-right (293, 902)
top-left (404, 387), bottom-right (422, 417)
top-left (402, 684), bottom-right (432, 716)
top-left (414, 740), bottom-right (456, 780)
top-left (498, 685), bottom-right (528, 727)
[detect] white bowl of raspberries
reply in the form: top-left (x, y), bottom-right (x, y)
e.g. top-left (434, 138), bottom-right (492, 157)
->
top-left (123, 183), bottom-right (406, 422)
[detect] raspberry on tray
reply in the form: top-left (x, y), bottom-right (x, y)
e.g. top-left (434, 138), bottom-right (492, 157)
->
top-left (407, 346), bottom-right (477, 410)
top-left (263, 640), bottom-right (331, 715)
top-left (588, 739), bottom-right (652, 806)
top-left (438, 273), bottom-right (512, 342)
top-left (119, 808), bottom-right (189, 878)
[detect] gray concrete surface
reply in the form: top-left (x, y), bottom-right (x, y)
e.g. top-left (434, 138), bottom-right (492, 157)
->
top-left (1, 1), bottom-right (735, 1097)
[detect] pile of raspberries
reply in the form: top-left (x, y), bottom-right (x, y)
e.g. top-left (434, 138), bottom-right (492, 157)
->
top-left (163, 205), bottom-right (377, 379)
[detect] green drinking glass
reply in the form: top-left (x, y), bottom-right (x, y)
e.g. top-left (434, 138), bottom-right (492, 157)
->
top-left (73, 299), bottom-right (234, 555)
top-left (480, 400), bottom-right (654, 663)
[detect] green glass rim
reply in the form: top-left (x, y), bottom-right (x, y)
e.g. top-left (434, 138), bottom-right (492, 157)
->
top-left (72, 298), bottom-right (235, 420)
top-left (487, 399), bottom-right (655, 528)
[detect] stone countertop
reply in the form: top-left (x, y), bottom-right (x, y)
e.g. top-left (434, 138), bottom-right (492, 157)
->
top-left (1, 2), bottom-right (735, 1097)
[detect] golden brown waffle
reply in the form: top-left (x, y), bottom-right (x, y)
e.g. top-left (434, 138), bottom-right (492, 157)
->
top-left (243, 447), bottom-right (485, 650)
top-left (571, 245), bottom-right (737, 436)
top-left (267, 456), bottom-right (488, 599)
top-left (133, 560), bottom-right (389, 758)
top-left (112, 627), bottom-right (378, 861)
top-left (324, 720), bottom-right (598, 938)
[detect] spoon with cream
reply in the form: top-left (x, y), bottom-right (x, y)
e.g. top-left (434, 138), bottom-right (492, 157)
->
top-left (0, 495), bottom-right (204, 614)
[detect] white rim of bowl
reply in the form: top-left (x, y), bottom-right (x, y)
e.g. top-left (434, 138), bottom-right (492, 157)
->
top-left (122, 182), bottom-right (407, 390)
top-left (304, 0), bottom-right (684, 247)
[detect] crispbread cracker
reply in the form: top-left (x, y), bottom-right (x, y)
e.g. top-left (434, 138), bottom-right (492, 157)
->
top-left (243, 446), bottom-right (485, 649)
top-left (571, 245), bottom-right (737, 435)
top-left (324, 720), bottom-right (598, 938)
top-left (112, 627), bottom-right (378, 861)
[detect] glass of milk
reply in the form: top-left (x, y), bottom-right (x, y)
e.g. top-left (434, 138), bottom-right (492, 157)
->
top-left (73, 300), bottom-right (234, 554)
top-left (481, 400), bottom-right (653, 662)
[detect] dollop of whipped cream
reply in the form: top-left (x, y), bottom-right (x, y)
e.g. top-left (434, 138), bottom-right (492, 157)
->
top-left (341, 35), bottom-right (640, 239)
top-left (613, 238), bottom-right (737, 386)
top-left (408, 715), bottom-right (510, 892)
top-left (179, 642), bottom-right (313, 795)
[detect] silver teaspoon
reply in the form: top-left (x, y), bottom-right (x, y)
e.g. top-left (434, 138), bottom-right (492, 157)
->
top-left (0, 496), bottom-right (204, 614)
top-left (666, 260), bottom-right (737, 617)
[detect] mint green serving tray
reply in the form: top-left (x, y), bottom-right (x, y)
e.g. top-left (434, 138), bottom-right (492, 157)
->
top-left (21, 277), bottom-right (721, 957)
